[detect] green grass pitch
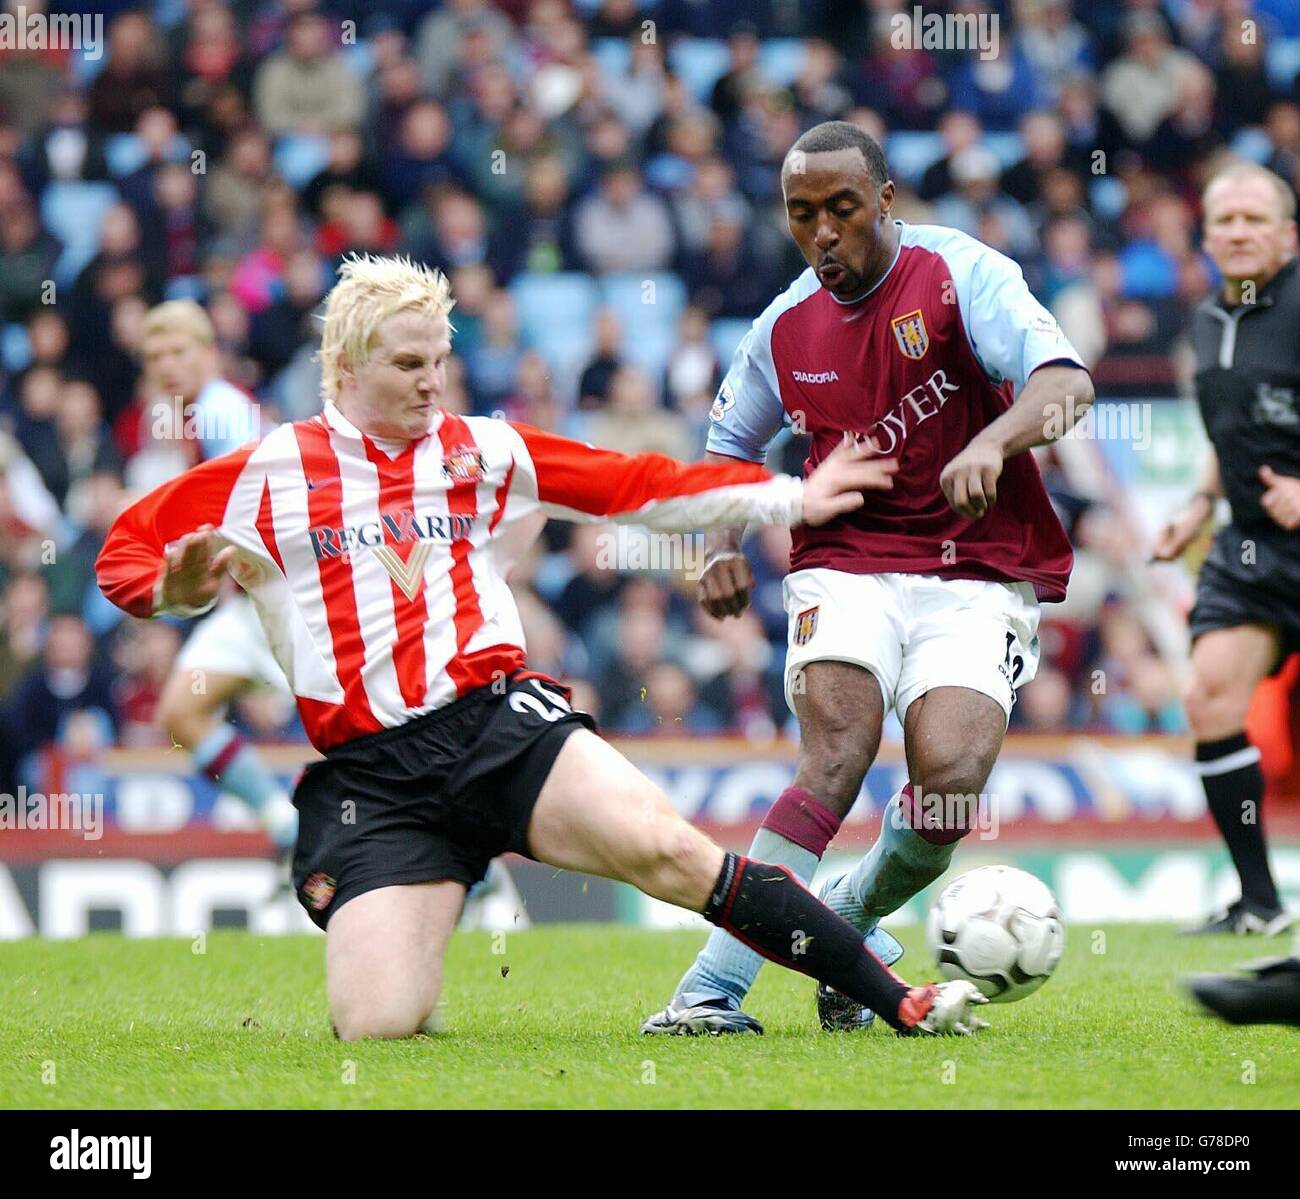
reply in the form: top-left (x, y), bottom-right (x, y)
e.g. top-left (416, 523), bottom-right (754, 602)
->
top-left (2, 925), bottom-right (1298, 1109)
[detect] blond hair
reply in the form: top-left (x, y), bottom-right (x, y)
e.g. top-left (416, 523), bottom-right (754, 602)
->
top-left (318, 254), bottom-right (455, 403)
top-left (141, 299), bottom-right (216, 346)
top-left (1203, 160), bottom-right (1296, 222)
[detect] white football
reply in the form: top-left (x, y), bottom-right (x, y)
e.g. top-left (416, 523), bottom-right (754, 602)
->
top-left (926, 865), bottom-right (1065, 1003)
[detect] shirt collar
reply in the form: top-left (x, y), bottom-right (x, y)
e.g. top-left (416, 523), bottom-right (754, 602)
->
top-left (322, 399), bottom-right (444, 449)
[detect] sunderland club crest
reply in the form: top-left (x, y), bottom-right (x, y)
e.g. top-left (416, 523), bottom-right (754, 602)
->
top-left (303, 872), bottom-right (337, 912)
top-left (442, 445), bottom-right (486, 482)
top-left (793, 605), bottom-right (820, 646)
top-left (891, 309), bottom-right (929, 360)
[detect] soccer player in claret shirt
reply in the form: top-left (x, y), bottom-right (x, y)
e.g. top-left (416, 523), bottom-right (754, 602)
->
top-left (643, 121), bottom-right (1094, 1036)
top-left (95, 254), bottom-right (992, 1040)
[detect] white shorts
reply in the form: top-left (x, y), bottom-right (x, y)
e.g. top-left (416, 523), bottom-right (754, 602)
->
top-left (782, 569), bottom-right (1041, 726)
top-left (176, 593), bottom-right (290, 693)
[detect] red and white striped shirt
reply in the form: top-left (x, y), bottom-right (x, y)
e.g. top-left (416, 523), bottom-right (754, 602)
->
top-left (96, 403), bottom-right (804, 750)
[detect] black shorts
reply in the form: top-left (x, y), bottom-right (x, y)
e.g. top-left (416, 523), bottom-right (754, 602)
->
top-left (1189, 525), bottom-right (1300, 673)
top-left (291, 672), bottom-right (596, 929)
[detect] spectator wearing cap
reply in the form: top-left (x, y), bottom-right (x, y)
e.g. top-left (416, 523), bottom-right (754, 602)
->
top-left (1099, 12), bottom-right (1198, 146)
top-left (575, 162), bottom-right (676, 275)
top-left (253, 11), bottom-right (365, 137)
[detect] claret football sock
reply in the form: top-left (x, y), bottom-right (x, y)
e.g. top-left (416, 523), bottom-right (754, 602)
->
top-left (194, 723), bottom-right (297, 849)
top-left (673, 787), bottom-right (840, 1007)
top-left (825, 787), bottom-right (958, 932)
top-left (1195, 733), bottom-right (1281, 913)
top-left (702, 852), bottom-right (919, 1031)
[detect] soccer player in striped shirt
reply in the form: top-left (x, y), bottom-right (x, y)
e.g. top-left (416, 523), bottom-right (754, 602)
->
top-left (96, 255), bottom-right (990, 1040)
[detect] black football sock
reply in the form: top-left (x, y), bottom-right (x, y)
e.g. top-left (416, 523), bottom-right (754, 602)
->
top-left (702, 852), bottom-right (922, 1031)
top-left (1195, 733), bottom-right (1280, 912)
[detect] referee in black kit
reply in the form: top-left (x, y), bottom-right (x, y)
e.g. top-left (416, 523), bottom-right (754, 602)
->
top-left (1153, 162), bottom-right (1300, 939)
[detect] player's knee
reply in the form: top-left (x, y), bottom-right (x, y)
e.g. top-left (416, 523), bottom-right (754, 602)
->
top-left (156, 686), bottom-right (202, 748)
top-left (332, 987), bottom-right (440, 1042)
top-left (1183, 672), bottom-right (1249, 737)
top-left (636, 819), bottom-right (711, 899)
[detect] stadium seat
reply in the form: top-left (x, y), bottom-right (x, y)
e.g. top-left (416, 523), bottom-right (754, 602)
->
top-left (592, 36), bottom-right (633, 86)
top-left (667, 38), bottom-right (731, 103)
top-left (39, 180), bottom-right (120, 287)
top-left (758, 39), bottom-right (806, 87)
top-left (1, 323), bottom-right (32, 374)
top-left (601, 272), bottom-right (686, 377)
top-left (272, 134), bottom-right (332, 189)
top-left (104, 132), bottom-right (194, 178)
top-left (1266, 38), bottom-right (1300, 88)
top-left (510, 271), bottom-right (601, 375)
top-left (984, 132), bottom-right (1027, 170)
top-left (1230, 128), bottom-right (1276, 164)
top-left (710, 317), bottom-right (752, 368)
top-left (885, 132), bottom-right (946, 186)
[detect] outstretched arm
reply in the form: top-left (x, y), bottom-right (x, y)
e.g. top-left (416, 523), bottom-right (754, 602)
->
top-left (95, 444), bottom-right (260, 618)
top-left (511, 423), bottom-right (896, 531)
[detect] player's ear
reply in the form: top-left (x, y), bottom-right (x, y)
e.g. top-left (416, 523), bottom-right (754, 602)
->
top-left (878, 179), bottom-right (895, 218)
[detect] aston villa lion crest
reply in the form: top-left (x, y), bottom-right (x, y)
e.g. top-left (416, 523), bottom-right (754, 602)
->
top-left (442, 445), bottom-right (486, 482)
top-left (793, 605), bottom-right (819, 646)
top-left (891, 309), bottom-right (929, 360)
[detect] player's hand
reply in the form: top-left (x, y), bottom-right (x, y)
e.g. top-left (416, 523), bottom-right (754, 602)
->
top-left (801, 434), bottom-right (898, 528)
top-left (160, 524), bottom-right (237, 610)
top-left (1150, 498), bottom-right (1213, 562)
top-left (697, 550), bottom-right (756, 619)
top-left (1259, 465), bottom-right (1300, 531)
top-left (940, 438), bottom-right (1004, 519)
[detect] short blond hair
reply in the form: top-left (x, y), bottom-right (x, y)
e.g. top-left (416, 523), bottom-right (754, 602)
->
top-left (318, 254), bottom-right (456, 403)
top-left (141, 299), bottom-right (216, 346)
top-left (1203, 161), bottom-right (1296, 222)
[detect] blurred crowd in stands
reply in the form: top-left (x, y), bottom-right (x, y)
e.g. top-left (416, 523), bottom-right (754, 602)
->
top-left (4, 0), bottom-right (1300, 779)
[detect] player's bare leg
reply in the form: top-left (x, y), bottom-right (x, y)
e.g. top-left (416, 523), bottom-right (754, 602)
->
top-left (529, 729), bottom-right (987, 1036)
top-left (157, 668), bottom-right (297, 849)
top-left (1181, 625), bottom-right (1291, 934)
top-left (823, 686), bottom-right (1005, 934)
top-left (326, 881), bottom-right (465, 1040)
top-left (657, 661), bottom-right (891, 1031)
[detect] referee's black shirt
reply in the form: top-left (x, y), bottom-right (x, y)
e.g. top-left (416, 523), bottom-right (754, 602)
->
top-left (1192, 257), bottom-right (1300, 561)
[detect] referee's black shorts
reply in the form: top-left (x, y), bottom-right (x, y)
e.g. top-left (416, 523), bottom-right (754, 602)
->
top-left (291, 671), bottom-right (596, 929)
top-left (1189, 524), bottom-right (1300, 671)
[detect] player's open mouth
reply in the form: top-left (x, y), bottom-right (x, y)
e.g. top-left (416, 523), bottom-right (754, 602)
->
top-left (819, 263), bottom-right (847, 286)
